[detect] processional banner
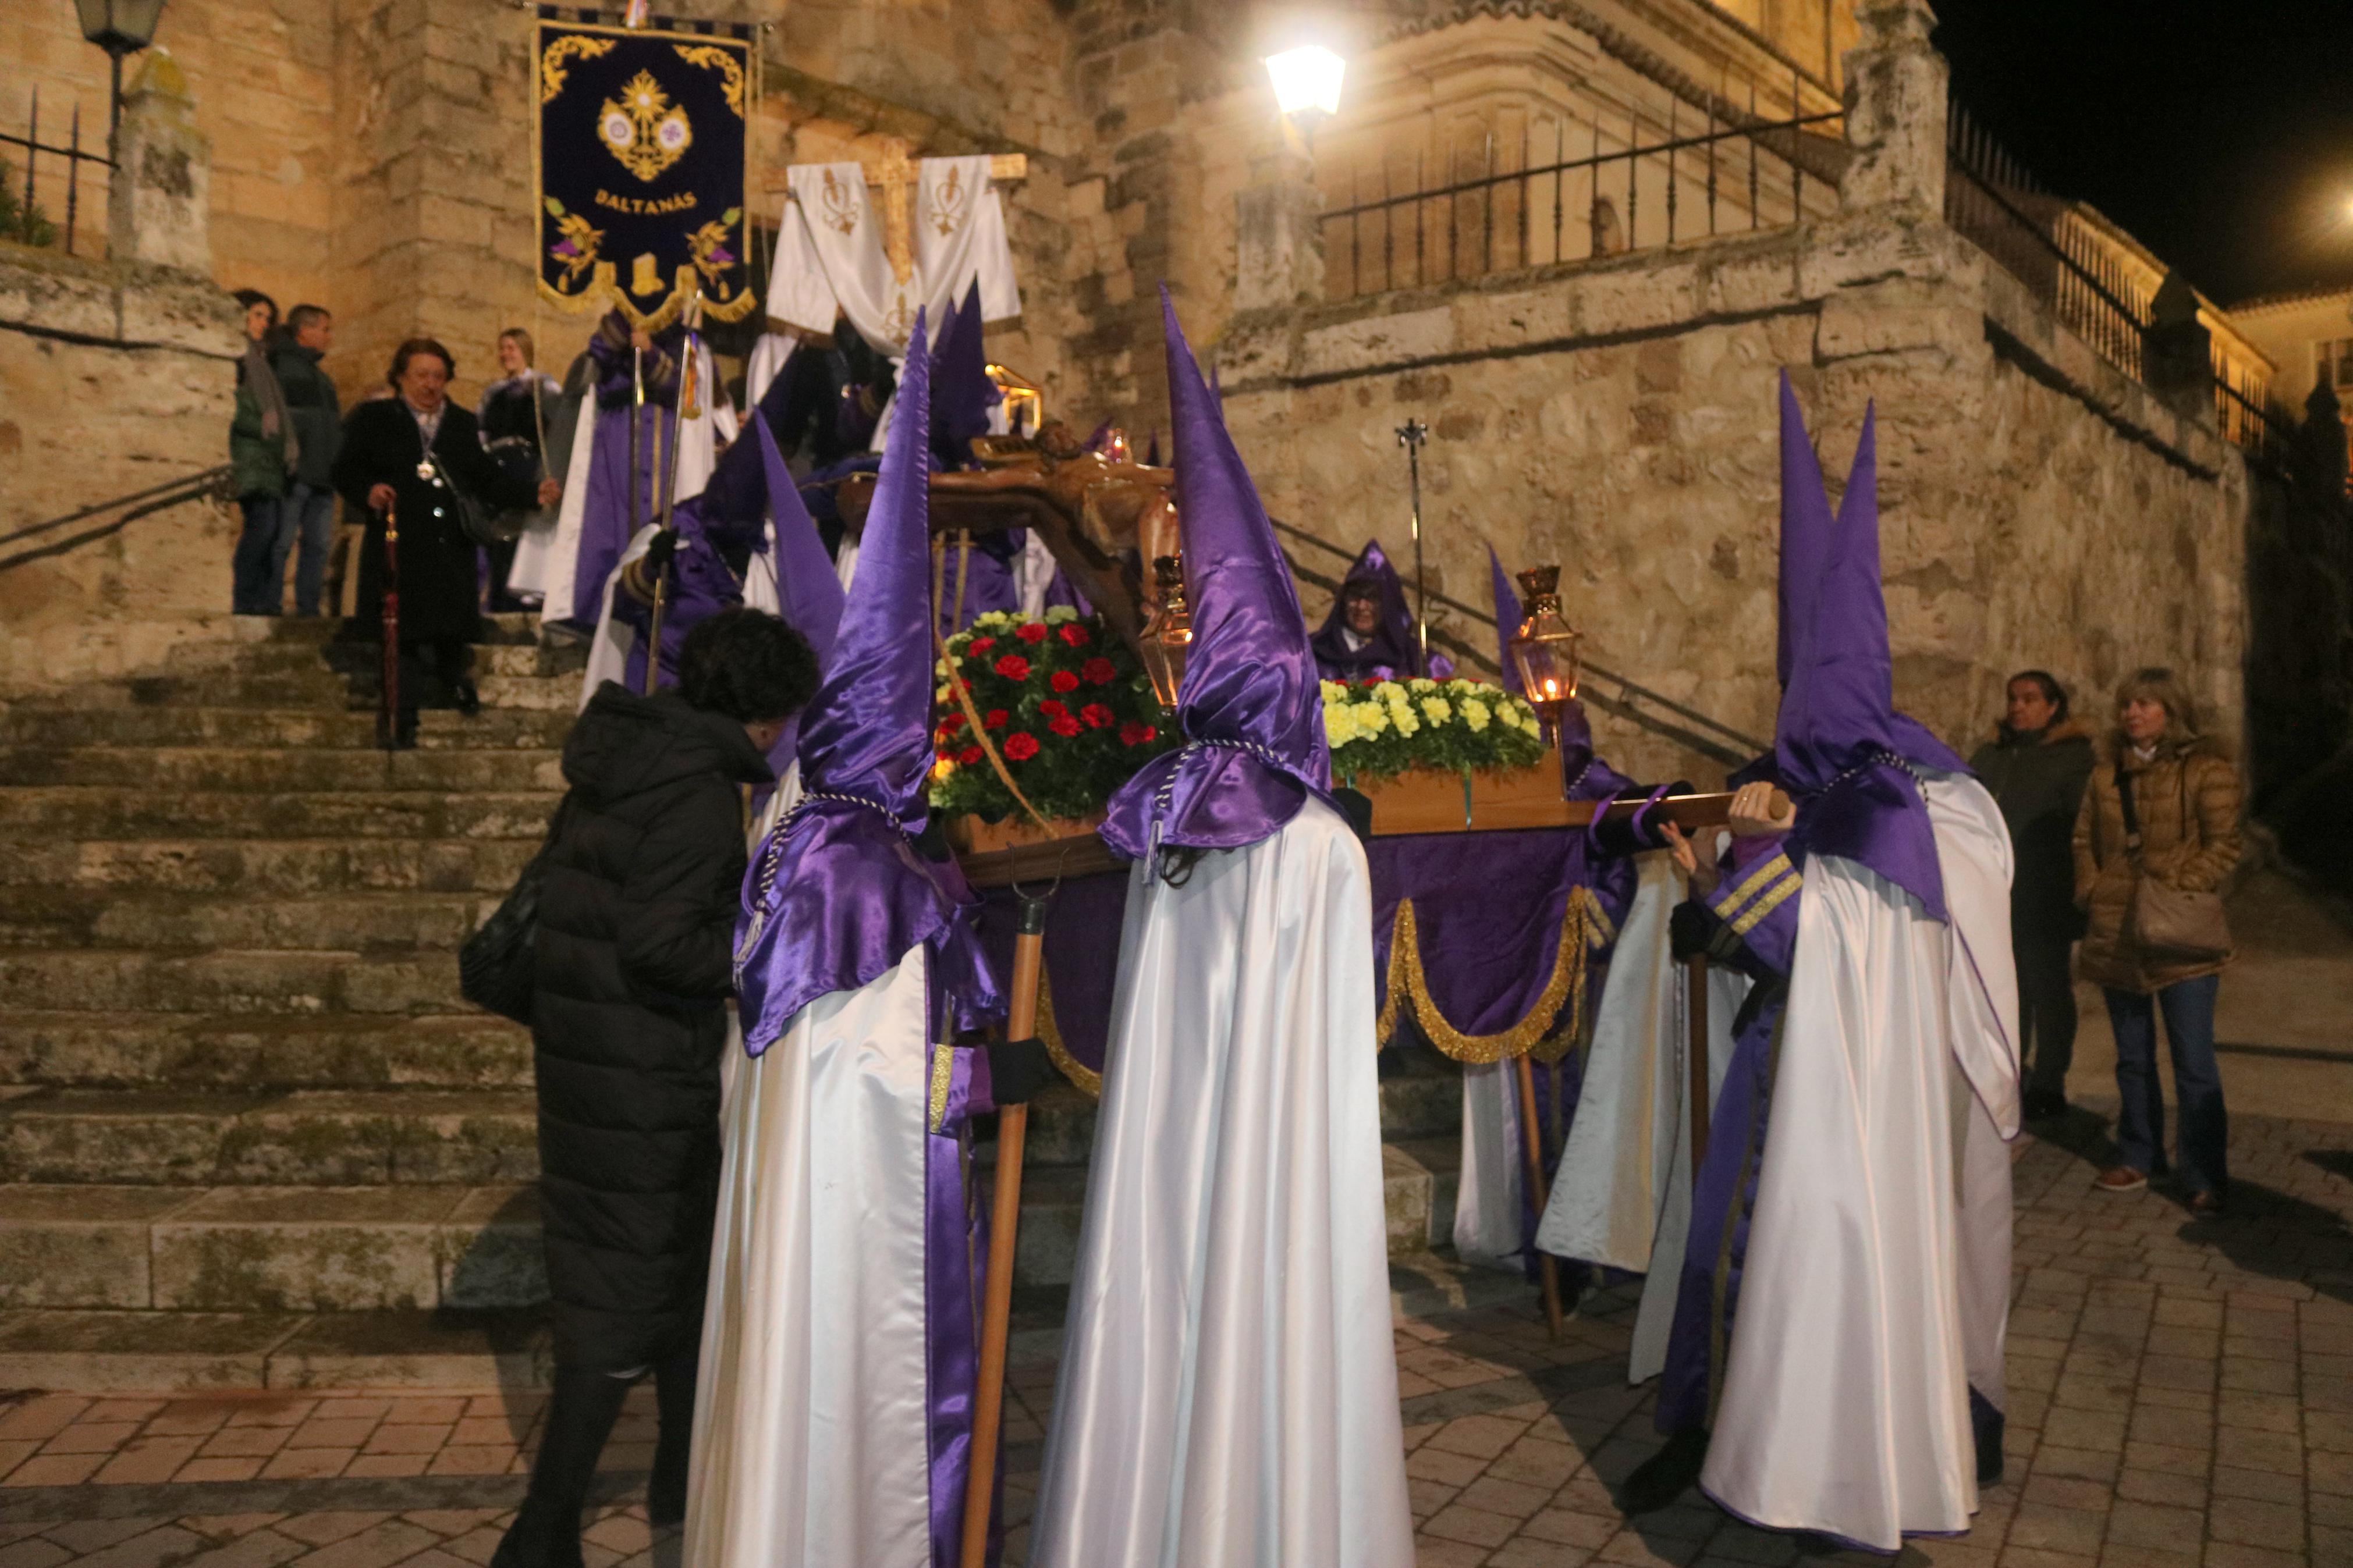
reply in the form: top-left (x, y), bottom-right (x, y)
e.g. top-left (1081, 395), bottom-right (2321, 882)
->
top-left (533, 10), bottom-right (758, 330)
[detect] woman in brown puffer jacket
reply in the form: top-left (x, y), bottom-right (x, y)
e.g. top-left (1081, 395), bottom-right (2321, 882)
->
top-left (2072, 667), bottom-right (2242, 1211)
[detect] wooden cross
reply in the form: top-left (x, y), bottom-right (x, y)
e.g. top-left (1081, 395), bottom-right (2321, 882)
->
top-left (768, 150), bottom-right (1028, 285)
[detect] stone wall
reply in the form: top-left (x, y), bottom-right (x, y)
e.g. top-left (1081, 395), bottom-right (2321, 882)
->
top-left (0, 247), bottom-right (242, 693)
top-left (1213, 0), bottom-right (2250, 787)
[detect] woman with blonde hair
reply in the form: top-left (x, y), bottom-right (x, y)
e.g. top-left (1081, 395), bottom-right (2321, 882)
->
top-left (2072, 667), bottom-right (2242, 1212)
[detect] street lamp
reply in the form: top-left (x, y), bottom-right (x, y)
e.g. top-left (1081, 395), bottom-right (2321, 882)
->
top-left (1262, 44), bottom-right (1344, 143)
top-left (1507, 564), bottom-right (1584, 746)
top-left (75, 0), bottom-right (167, 143)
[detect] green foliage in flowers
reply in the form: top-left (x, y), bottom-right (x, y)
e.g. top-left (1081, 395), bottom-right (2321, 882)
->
top-left (929, 608), bottom-right (1180, 822)
top-left (1321, 677), bottom-right (1549, 784)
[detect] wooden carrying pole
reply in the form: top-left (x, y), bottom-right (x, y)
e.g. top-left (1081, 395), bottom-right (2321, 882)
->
top-left (960, 893), bottom-right (1047, 1568)
top-left (1514, 1052), bottom-right (1566, 1341)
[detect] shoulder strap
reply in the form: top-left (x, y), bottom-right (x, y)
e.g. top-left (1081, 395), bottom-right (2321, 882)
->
top-left (2116, 763), bottom-right (2142, 852)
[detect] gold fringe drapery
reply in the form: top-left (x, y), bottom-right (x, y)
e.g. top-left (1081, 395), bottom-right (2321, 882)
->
top-left (1376, 886), bottom-right (1616, 1065)
top-left (1032, 967), bottom-right (1102, 1097)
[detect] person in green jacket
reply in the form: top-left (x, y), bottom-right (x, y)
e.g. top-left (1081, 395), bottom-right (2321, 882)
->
top-left (1969, 669), bottom-right (2096, 1120)
top-left (229, 290), bottom-right (295, 614)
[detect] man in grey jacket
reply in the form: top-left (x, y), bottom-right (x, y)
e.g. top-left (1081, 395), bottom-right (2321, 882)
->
top-left (271, 305), bottom-right (345, 616)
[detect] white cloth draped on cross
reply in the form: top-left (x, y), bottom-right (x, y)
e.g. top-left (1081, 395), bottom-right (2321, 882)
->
top-left (766, 154), bottom-right (1022, 356)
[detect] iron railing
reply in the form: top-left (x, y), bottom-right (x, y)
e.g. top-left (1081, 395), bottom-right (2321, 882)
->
top-left (0, 87), bottom-right (111, 258)
top-left (1268, 517), bottom-right (1766, 767)
top-left (1944, 99), bottom-right (2152, 384)
top-left (2214, 363), bottom-right (2291, 472)
top-left (0, 466), bottom-right (233, 576)
top-left (1318, 88), bottom-right (1844, 299)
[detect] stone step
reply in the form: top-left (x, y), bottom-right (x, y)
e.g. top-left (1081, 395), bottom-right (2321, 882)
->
top-left (0, 705), bottom-right (574, 752)
top-left (0, 744), bottom-right (565, 792)
top-left (258, 613), bottom-right (542, 649)
top-left (0, 1250), bottom-right (1532, 1392)
top-left (0, 1089), bottom-right (538, 1186)
top-left (0, 1012), bottom-right (533, 1091)
top-left (0, 787), bottom-right (562, 841)
top-left (475, 642), bottom-right (590, 679)
top-left (0, 837), bottom-right (538, 894)
top-left (0, 1183), bottom-right (543, 1313)
top-left (0, 948), bottom-right (473, 1015)
top-left (473, 674), bottom-right (581, 712)
top-left (0, 887), bottom-right (494, 951)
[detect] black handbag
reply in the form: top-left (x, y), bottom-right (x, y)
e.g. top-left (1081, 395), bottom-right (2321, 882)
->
top-left (460, 794), bottom-right (572, 1025)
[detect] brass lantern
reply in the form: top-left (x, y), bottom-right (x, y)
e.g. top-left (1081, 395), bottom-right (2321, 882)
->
top-left (1508, 566), bottom-right (1582, 731)
top-left (1138, 554), bottom-right (1193, 713)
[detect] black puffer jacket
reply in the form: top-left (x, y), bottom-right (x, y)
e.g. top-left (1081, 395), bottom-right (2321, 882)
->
top-left (531, 683), bottom-right (769, 1371)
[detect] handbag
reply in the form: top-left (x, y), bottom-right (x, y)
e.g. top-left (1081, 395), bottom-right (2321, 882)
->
top-left (2117, 762), bottom-right (2230, 963)
top-left (423, 446), bottom-right (523, 549)
top-left (459, 794), bottom-right (572, 1025)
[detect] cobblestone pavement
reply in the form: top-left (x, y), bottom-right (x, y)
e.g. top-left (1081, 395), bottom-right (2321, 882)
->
top-left (1, 1107), bottom-right (2348, 1567)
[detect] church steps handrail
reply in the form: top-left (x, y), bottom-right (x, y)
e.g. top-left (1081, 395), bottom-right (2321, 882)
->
top-left (1267, 514), bottom-right (1765, 766)
top-left (0, 464), bottom-right (232, 575)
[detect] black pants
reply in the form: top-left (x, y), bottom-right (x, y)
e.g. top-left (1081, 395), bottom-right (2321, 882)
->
top-left (397, 636), bottom-right (471, 713)
top-left (2014, 927), bottom-right (2078, 1098)
top-left (486, 536), bottom-right (524, 611)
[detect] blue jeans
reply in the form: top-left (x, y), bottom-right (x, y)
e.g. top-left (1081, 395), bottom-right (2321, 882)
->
top-left (2106, 975), bottom-right (2227, 1196)
top-left (230, 494), bottom-right (289, 614)
top-left (283, 482), bottom-right (338, 616)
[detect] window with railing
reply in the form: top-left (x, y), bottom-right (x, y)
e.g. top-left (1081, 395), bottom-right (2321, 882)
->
top-left (1315, 65), bottom-right (1844, 301)
top-left (1, 86), bottom-right (111, 258)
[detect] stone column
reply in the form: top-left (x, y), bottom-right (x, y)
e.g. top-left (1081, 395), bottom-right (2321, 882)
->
top-left (2144, 270), bottom-right (2216, 423)
top-left (1838, 0), bottom-right (1946, 216)
top-left (1231, 128), bottom-right (1325, 314)
top-left (107, 49), bottom-right (212, 275)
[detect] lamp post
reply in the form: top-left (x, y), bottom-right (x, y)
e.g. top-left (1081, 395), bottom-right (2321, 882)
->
top-left (1262, 44), bottom-right (1345, 148)
top-left (75, 0), bottom-right (166, 145)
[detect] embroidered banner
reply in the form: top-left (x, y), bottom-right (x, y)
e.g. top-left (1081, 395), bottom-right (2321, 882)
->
top-left (534, 15), bottom-right (756, 329)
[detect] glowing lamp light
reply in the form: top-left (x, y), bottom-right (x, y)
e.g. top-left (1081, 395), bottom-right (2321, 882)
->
top-left (1263, 45), bottom-right (1346, 120)
top-left (1139, 554), bottom-right (1193, 713)
top-left (1507, 565), bottom-right (1583, 731)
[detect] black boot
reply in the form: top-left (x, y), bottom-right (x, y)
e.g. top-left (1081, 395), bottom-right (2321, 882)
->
top-left (491, 1366), bottom-right (632, 1568)
top-left (453, 679), bottom-right (481, 717)
top-left (1619, 1427), bottom-right (1710, 1514)
top-left (647, 1343), bottom-right (699, 1526)
top-left (1971, 1388), bottom-right (2007, 1486)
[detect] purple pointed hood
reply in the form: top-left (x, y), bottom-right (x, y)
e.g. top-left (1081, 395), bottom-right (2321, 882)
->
top-left (752, 408), bottom-right (846, 778)
top-left (1101, 290), bottom-right (1334, 860)
top-left (931, 282), bottom-right (999, 468)
top-left (1774, 399), bottom-right (1968, 919)
top-left (736, 310), bottom-right (1003, 1051)
top-left (1488, 545), bottom-right (1522, 694)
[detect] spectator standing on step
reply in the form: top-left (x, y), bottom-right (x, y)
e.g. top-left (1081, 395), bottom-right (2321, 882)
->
top-left (477, 327), bottom-right (563, 612)
top-left (271, 304), bottom-right (345, 617)
top-left (2074, 666), bottom-right (2242, 1213)
top-left (493, 607), bottom-right (819, 1568)
top-left (228, 289), bottom-right (294, 614)
top-left (1970, 670), bottom-right (2095, 1121)
top-left (331, 337), bottom-right (556, 746)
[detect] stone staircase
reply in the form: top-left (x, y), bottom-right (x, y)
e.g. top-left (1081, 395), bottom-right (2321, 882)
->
top-left (0, 618), bottom-right (1516, 1391)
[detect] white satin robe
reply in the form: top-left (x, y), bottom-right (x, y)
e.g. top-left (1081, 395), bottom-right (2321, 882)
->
top-left (684, 945), bottom-right (943, 1568)
top-left (1699, 774), bottom-right (2018, 1552)
top-left (1027, 798), bottom-right (1415, 1568)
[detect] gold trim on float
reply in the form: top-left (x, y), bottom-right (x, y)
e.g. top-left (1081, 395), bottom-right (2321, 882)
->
top-left (929, 1040), bottom-right (955, 1133)
top-left (1032, 968), bottom-right (1102, 1098)
top-left (1377, 886), bottom-right (1606, 1064)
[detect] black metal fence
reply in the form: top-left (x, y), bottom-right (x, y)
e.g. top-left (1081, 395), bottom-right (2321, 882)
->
top-left (1318, 83), bottom-right (1844, 299)
top-left (1, 87), bottom-right (111, 257)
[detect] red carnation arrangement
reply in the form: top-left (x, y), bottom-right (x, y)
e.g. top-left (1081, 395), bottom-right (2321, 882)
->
top-left (932, 610), bottom-right (1179, 822)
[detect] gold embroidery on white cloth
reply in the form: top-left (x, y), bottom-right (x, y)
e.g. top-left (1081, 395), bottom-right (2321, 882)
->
top-left (925, 163), bottom-right (971, 240)
top-left (817, 168), bottom-right (861, 237)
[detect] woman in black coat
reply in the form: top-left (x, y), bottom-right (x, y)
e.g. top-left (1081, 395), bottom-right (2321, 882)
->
top-left (331, 337), bottom-right (557, 744)
top-left (495, 607), bottom-right (819, 1568)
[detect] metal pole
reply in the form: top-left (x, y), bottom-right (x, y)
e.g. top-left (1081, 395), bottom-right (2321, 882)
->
top-left (1396, 418), bottom-right (1431, 666)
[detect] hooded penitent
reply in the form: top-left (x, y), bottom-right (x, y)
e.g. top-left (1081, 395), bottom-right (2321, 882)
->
top-left (1099, 291), bottom-right (1333, 860)
top-left (1310, 539), bottom-right (1424, 682)
top-left (1662, 379), bottom-right (2019, 1552)
top-left (733, 309), bottom-right (1002, 1050)
top-left (931, 281), bottom-right (1000, 467)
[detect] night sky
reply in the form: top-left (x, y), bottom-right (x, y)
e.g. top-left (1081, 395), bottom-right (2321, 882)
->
top-left (1930, 0), bottom-right (2353, 305)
